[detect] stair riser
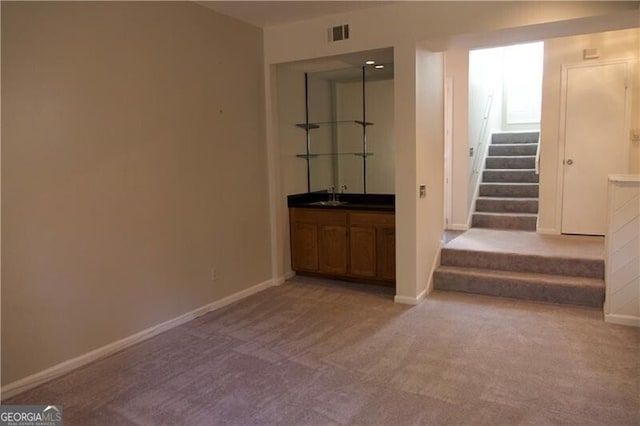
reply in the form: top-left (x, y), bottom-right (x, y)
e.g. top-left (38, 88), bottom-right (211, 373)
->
top-left (433, 270), bottom-right (604, 307)
top-left (479, 184), bottom-right (539, 198)
top-left (486, 157), bottom-right (536, 169)
top-left (492, 132), bottom-right (539, 144)
top-left (489, 144), bottom-right (538, 156)
top-left (440, 248), bottom-right (604, 279)
top-left (482, 170), bottom-right (539, 183)
top-left (476, 199), bottom-right (539, 213)
top-left (472, 214), bottom-right (537, 231)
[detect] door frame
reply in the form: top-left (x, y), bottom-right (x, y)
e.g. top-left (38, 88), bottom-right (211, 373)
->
top-left (444, 76), bottom-right (454, 230)
top-left (556, 58), bottom-right (634, 235)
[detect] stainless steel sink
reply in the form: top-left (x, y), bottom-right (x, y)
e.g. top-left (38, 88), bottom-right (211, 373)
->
top-left (308, 200), bottom-right (348, 207)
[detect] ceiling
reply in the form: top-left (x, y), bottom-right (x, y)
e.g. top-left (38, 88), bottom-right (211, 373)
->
top-left (199, 2), bottom-right (396, 79)
top-left (282, 47), bottom-right (394, 81)
top-left (198, 1), bottom-right (392, 28)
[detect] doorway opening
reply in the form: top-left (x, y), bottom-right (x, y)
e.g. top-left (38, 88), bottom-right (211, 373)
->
top-left (466, 41), bottom-right (544, 231)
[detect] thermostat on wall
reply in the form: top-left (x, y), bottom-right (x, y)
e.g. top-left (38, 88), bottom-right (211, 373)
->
top-left (583, 48), bottom-right (599, 59)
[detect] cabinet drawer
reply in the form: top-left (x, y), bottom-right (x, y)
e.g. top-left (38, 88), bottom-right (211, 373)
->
top-left (291, 208), bottom-right (348, 225)
top-left (349, 211), bottom-right (395, 226)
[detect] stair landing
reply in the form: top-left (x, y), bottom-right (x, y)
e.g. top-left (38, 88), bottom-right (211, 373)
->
top-left (435, 229), bottom-right (605, 307)
top-left (444, 228), bottom-right (603, 260)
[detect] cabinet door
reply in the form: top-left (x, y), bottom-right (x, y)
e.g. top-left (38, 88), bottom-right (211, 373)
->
top-left (377, 226), bottom-right (396, 281)
top-left (318, 224), bottom-right (348, 275)
top-left (291, 221), bottom-right (319, 272)
top-left (349, 226), bottom-right (377, 277)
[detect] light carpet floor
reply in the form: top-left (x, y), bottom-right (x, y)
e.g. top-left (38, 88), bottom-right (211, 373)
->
top-left (6, 276), bottom-right (639, 425)
top-left (444, 228), bottom-right (604, 260)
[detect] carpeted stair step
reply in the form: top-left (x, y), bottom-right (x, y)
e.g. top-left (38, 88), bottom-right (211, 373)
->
top-left (486, 156), bottom-right (536, 169)
top-left (488, 143), bottom-right (538, 156)
top-left (475, 197), bottom-right (539, 213)
top-left (433, 266), bottom-right (604, 307)
top-left (479, 183), bottom-right (539, 198)
top-left (472, 212), bottom-right (537, 231)
top-left (482, 169), bottom-right (539, 183)
top-left (440, 248), bottom-right (604, 279)
top-left (491, 132), bottom-right (540, 144)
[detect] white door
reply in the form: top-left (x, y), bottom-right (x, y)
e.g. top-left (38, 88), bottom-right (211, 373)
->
top-left (561, 61), bottom-right (629, 236)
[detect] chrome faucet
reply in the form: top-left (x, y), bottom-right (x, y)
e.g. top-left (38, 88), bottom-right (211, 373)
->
top-left (329, 186), bottom-right (336, 202)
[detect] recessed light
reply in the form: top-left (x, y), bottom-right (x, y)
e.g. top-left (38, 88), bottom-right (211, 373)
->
top-left (365, 60), bottom-right (375, 65)
top-left (375, 65), bottom-right (384, 69)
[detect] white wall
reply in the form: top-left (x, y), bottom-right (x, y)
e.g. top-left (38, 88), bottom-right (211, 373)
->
top-left (538, 28), bottom-right (640, 234)
top-left (275, 66), bottom-right (335, 276)
top-left (264, 2), bottom-right (639, 65)
top-left (605, 175), bottom-right (640, 327)
top-left (2, 2), bottom-right (271, 385)
top-left (276, 67), bottom-right (334, 195)
top-left (336, 79), bottom-right (394, 194)
top-left (263, 1), bottom-right (639, 299)
top-left (415, 47), bottom-right (445, 299)
top-left (447, 29), bottom-right (638, 234)
top-left (444, 50), bottom-right (470, 230)
top-left (468, 47), bottom-right (505, 208)
top-left (335, 81), bottom-right (365, 192)
top-left (307, 75), bottom-right (335, 192)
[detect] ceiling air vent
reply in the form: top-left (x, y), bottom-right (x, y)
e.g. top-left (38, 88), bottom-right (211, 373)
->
top-left (329, 24), bottom-right (349, 42)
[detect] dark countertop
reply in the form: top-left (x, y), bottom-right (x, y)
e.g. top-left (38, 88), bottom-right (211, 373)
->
top-left (287, 191), bottom-right (395, 212)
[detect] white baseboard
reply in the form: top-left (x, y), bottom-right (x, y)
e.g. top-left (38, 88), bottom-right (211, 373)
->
top-left (394, 247), bottom-right (441, 305)
top-left (394, 292), bottom-right (425, 305)
top-left (394, 286), bottom-right (428, 305)
top-left (1, 278), bottom-right (278, 400)
top-left (448, 224), bottom-right (469, 231)
top-left (273, 271), bottom-right (294, 286)
top-left (605, 314), bottom-right (640, 327)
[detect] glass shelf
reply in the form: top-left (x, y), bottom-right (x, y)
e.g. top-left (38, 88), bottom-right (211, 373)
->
top-left (295, 120), bottom-right (374, 129)
top-left (296, 152), bottom-right (374, 159)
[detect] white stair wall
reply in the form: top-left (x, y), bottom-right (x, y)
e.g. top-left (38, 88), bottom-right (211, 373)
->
top-left (605, 175), bottom-right (640, 327)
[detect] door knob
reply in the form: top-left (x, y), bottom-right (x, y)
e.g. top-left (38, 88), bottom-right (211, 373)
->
top-left (566, 159), bottom-right (574, 165)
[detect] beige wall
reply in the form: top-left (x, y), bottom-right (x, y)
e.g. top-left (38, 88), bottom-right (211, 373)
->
top-left (538, 28), bottom-right (640, 234)
top-left (1, 2), bottom-right (271, 385)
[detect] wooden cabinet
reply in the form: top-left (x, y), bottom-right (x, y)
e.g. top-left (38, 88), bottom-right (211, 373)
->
top-left (378, 226), bottom-right (396, 281)
top-left (290, 221), bottom-right (318, 272)
top-left (349, 226), bottom-right (377, 277)
top-left (319, 224), bottom-right (348, 274)
top-left (289, 208), bottom-right (395, 285)
top-left (290, 209), bottom-right (348, 275)
top-left (349, 212), bottom-right (396, 282)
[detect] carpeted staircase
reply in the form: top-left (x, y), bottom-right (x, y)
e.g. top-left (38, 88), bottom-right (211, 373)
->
top-left (472, 132), bottom-right (539, 231)
top-left (434, 229), bottom-right (605, 308)
top-left (436, 132), bottom-right (604, 308)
